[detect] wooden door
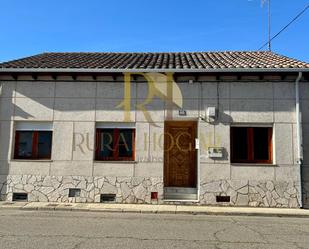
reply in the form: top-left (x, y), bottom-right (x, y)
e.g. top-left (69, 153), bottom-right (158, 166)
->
top-left (164, 121), bottom-right (197, 187)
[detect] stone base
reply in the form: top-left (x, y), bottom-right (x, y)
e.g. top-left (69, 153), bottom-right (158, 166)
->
top-left (200, 180), bottom-right (301, 208)
top-left (0, 175), bottom-right (7, 201)
top-left (0, 175), bottom-right (304, 208)
top-left (5, 175), bottom-right (164, 204)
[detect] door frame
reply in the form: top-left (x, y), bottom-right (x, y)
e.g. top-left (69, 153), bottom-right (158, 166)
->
top-left (163, 119), bottom-right (199, 189)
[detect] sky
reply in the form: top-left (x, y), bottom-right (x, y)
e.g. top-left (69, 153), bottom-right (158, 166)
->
top-left (0, 0), bottom-right (308, 63)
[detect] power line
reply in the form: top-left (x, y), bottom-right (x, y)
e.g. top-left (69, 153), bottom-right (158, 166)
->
top-left (258, 4), bottom-right (309, 51)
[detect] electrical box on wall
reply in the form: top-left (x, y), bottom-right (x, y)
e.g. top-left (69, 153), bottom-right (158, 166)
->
top-left (179, 109), bottom-right (187, 116)
top-left (208, 147), bottom-right (223, 158)
top-left (206, 107), bottom-right (217, 119)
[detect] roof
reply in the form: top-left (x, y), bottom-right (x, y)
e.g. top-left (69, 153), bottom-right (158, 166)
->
top-left (0, 51), bottom-right (309, 72)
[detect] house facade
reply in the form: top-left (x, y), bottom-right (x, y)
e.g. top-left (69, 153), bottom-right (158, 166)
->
top-left (0, 51), bottom-right (309, 208)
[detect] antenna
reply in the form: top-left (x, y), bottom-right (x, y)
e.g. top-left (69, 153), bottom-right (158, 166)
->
top-left (267, 0), bottom-right (271, 51)
top-left (261, 0), bottom-right (271, 51)
top-left (258, 4), bottom-right (309, 51)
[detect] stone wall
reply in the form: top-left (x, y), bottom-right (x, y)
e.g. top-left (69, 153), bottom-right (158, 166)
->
top-left (200, 180), bottom-right (301, 208)
top-left (0, 175), bottom-right (7, 201)
top-left (6, 175), bottom-right (163, 204)
top-left (2, 175), bottom-right (301, 208)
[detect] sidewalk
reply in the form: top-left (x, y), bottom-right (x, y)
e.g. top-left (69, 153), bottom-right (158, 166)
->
top-left (1, 201), bottom-right (309, 217)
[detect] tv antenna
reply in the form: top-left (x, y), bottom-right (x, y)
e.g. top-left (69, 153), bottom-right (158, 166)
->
top-left (261, 0), bottom-right (271, 51)
top-left (258, 2), bottom-right (309, 51)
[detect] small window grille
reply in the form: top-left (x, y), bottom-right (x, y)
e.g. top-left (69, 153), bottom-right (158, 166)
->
top-left (68, 188), bottom-right (81, 198)
top-left (12, 193), bottom-right (28, 201)
top-left (100, 194), bottom-right (116, 203)
top-left (216, 196), bottom-right (230, 203)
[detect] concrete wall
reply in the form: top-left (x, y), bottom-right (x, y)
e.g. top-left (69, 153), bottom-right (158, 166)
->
top-left (0, 77), bottom-right (307, 207)
top-left (301, 82), bottom-right (309, 208)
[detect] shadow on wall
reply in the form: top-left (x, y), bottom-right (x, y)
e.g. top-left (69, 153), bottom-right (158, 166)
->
top-left (0, 89), bottom-right (13, 200)
top-left (302, 122), bottom-right (309, 208)
top-left (1, 80), bottom-right (308, 208)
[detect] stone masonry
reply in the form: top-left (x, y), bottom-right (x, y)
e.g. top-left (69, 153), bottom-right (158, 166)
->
top-left (5, 175), bottom-right (164, 204)
top-left (200, 180), bottom-right (301, 208)
top-left (2, 175), bottom-right (301, 208)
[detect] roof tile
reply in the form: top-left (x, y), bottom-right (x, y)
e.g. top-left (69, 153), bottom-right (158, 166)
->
top-left (0, 51), bottom-right (308, 70)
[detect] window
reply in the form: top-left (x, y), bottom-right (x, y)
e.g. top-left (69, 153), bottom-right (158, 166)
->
top-left (95, 128), bottom-right (135, 161)
top-left (12, 193), bottom-right (28, 202)
top-left (100, 194), bottom-right (116, 203)
top-left (231, 127), bottom-right (273, 164)
top-left (69, 188), bottom-right (81, 198)
top-left (14, 122), bottom-right (53, 160)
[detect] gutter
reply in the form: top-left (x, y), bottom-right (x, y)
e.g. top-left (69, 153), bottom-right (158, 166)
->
top-left (0, 68), bottom-right (309, 74)
top-left (295, 72), bottom-right (303, 208)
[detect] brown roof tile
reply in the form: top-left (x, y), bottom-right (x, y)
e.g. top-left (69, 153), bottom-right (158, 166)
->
top-left (0, 51), bottom-right (308, 70)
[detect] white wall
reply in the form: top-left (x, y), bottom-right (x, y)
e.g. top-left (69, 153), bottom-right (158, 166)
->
top-left (0, 77), bottom-right (307, 206)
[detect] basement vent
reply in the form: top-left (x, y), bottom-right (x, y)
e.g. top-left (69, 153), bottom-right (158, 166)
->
top-left (68, 188), bottom-right (81, 198)
top-left (12, 193), bottom-right (28, 202)
top-left (216, 196), bottom-right (230, 203)
top-left (100, 194), bottom-right (116, 203)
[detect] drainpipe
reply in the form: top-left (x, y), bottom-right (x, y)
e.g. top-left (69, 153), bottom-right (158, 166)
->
top-left (295, 71), bottom-right (303, 208)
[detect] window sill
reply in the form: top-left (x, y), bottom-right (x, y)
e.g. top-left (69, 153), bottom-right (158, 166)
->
top-left (231, 163), bottom-right (277, 167)
top-left (94, 160), bottom-right (138, 164)
top-left (11, 159), bottom-right (53, 162)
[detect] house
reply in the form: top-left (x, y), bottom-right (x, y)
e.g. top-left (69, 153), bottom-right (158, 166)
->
top-left (0, 51), bottom-right (308, 208)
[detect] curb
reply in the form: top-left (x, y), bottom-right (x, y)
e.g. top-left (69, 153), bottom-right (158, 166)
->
top-left (1, 202), bottom-right (309, 218)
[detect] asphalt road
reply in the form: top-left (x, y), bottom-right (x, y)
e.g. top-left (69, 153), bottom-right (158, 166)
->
top-left (0, 210), bottom-right (309, 249)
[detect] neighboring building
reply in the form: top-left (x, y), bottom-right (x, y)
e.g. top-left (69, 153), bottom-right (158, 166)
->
top-left (0, 51), bottom-right (309, 208)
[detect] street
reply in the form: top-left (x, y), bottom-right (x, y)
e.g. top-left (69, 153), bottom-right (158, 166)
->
top-left (0, 210), bottom-right (309, 249)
